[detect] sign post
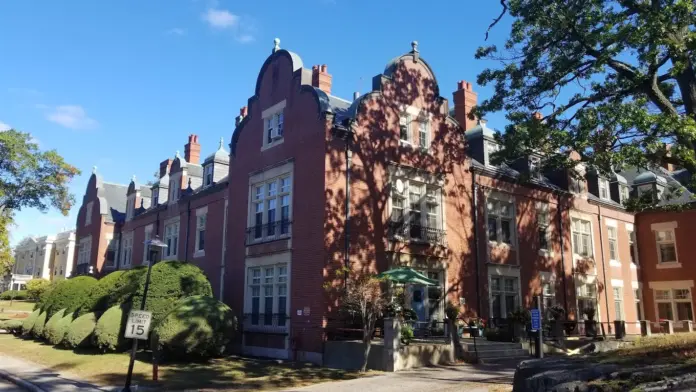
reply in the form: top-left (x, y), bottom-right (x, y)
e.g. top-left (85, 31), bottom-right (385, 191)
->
top-left (531, 297), bottom-right (543, 358)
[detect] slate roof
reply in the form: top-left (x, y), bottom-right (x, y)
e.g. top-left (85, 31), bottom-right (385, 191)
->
top-left (620, 166), bottom-right (694, 206)
top-left (469, 158), bottom-right (563, 191)
top-left (204, 138), bottom-right (230, 164)
top-left (101, 183), bottom-right (128, 223)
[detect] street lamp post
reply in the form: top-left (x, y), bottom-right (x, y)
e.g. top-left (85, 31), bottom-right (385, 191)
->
top-left (122, 236), bottom-right (167, 392)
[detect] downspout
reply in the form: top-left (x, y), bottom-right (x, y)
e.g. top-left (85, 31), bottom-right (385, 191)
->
top-left (219, 198), bottom-right (228, 301)
top-left (472, 170), bottom-right (482, 316)
top-left (597, 210), bottom-right (611, 335)
top-left (344, 145), bottom-right (352, 274)
top-left (184, 198), bottom-right (191, 262)
top-left (557, 193), bottom-right (569, 312)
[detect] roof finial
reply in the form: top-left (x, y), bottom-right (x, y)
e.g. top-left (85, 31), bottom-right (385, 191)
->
top-left (273, 38), bottom-right (280, 53)
top-left (92, 166), bottom-right (97, 174)
top-left (219, 137), bottom-right (225, 149)
top-left (175, 150), bottom-right (180, 159)
top-left (411, 40), bottom-right (419, 53)
top-left (131, 175), bottom-right (136, 183)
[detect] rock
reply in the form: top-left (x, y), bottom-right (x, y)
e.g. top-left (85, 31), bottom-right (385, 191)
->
top-left (513, 357), bottom-right (619, 392)
top-left (552, 381), bottom-right (589, 392)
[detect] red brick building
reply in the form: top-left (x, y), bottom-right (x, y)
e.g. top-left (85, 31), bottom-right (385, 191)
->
top-left (73, 39), bottom-right (691, 363)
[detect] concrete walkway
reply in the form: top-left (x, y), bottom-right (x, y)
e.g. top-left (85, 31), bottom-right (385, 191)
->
top-left (0, 355), bottom-right (116, 392)
top-left (287, 361), bottom-right (517, 392)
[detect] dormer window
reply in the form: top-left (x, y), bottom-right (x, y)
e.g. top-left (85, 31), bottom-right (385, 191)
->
top-left (169, 176), bottom-right (181, 203)
top-left (598, 178), bottom-right (610, 200)
top-left (399, 114), bottom-right (411, 142)
top-left (529, 157), bottom-right (541, 179)
top-left (152, 188), bottom-right (159, 206)
top-left (485, 141), bottom-right (500, 166)
top-left (204, 165), bottom-right (214, 187)
top-left (620, 186), bottom-right (629, 203)
top-left (570, 176), bottom-right (585, 194)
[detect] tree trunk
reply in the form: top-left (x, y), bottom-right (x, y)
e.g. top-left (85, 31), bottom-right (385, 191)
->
top-left (447, 318), bottom-right (464, 360)
top-left (361, 336), bottom-right (372, 372)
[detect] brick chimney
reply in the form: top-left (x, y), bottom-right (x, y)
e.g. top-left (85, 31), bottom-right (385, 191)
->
top-left (235, 106), bottom-right (248, 127)
top-left (312, 64), bottom-right (332, 94)
top-left (159, 159), bottom-right (173, 178)
top-left (661, 144), bottom-right (674, 172)
top-left (532, 112), bottom-right (543, 121)
top-left (184, 134), bottom-right (201, 164)
top-left (452, 80), bottom-right (478, 131)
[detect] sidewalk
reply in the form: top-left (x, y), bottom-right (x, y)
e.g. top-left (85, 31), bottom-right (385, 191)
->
top-left (0, 355), bottom-right (117, 392)
top-left (286, 362), bottom-right (516, 392)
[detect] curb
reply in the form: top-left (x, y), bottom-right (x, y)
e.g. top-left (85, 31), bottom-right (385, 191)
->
top-left (0, 369), bottom-right (45, 392)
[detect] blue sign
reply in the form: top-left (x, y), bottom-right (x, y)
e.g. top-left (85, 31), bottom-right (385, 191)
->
top-left (531, 309), bottom-right (541, 331)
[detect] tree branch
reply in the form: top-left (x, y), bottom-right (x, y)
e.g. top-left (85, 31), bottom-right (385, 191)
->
top-left (486, 0), bottom-right (508, 41)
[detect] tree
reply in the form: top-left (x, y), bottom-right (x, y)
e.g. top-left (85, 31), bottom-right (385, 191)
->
top-left (0, 212), bottom-right (13, 277)
top-left (475, 1), bottom-right (696, 193)
top-left (0, 129), bottom-right (80, 216)
top-left (326, 269), bottom-right (388, 372)
top-left (26, 278), bottom-right (51, 301)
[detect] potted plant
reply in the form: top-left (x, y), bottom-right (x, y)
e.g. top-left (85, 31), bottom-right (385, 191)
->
top-left (467, 318), bottom-right (485, 337)
top-left (583, 306), bottom-right (598, 337)
top-left (547, 304), bottom-right (566, 338)
top-left (508, 309), bottom-right (530, 340)
top-left (400, 324), bottom-right (414, 345)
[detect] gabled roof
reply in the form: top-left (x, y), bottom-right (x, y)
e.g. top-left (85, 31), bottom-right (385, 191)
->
top-left (620, 166), bottom-right (694, 206)
top-left (469, 157), bottom-right (563, 191)
top-left (100, 182), bottom-right (128, 223)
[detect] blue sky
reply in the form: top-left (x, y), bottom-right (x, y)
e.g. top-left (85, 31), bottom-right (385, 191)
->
top-left (0, 0), bottom-right (512, 245)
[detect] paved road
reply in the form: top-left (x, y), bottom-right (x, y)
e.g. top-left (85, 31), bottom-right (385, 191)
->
top-left (0, 379), bottom-right (23, 392)
top-left (288, 362), bottom-right (516, 392)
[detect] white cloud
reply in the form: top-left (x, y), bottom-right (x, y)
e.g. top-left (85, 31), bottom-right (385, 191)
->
top-left (46, 105), bottom-right (97, 130)
top-left (166, 28), bottom-right (187, 36)
top-left (202, 8), bottom-right (239, 29)
top-left (0, 121), bottom-right (10, 131)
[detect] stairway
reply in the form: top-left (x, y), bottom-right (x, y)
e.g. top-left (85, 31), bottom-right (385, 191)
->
top-left (462, 339), bottom-right (530, 363)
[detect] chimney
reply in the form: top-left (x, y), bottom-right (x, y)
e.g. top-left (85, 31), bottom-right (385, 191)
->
top-left (159, 159), bottom-right (173, 178)
top-left (312, 64), bottom-right (332, 94)
top-left (661, 144), bottom-right (674, 172)
top-left (235, 106), bottom-right (248, 127)
top-left (452, 80), bottom-right (478, 131)
top-left (353, 92), bottom-right (360, 101)
top-left (184, 134), bottom-right (201, 164)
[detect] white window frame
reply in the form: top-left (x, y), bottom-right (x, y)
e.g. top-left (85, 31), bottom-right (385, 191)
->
top-left (655, 228), bottom-right (678, 265)
top-left (261, 100), bottom-right (286, 150)
top-left (85, 201), bottom-right (93, 226)
top-left (245, 263), bottom-right (289, 331)
top-left (485, 141), bottom-right (500, 167)
top-left (490, 275), bottom-right (520, 319)
top-left (77, 236), bottom-right (91, 266)
top-left (194, 208), bottom-right (207, 257)
top-left (418, 115), bottom-right (430, 149)
top-left (536, 202), bottom-right (550, 254)
top-left (613, 287), bottom-right (624, 321)
top-left (389, 177), bottom-right (444, 243)
top-left (143, 225), bottom-right (153, 263)
top-left (399, 113), bottom-right (412, 144)
top-left (486, 197), bottom-right (515, 247)
top-left (607, 226), bottom-right (618, 263)
top-left (120, 233), bottom-right (133, 268)
top-left (654, 288), bottom-right (694, 322)
top-left (576, 280), bottom-right (598, 320)
top-left (164, 220), bottom-right (180, 260)
top-left (598, 178), bottom-right (610, 200)
top-left (249, 175), bottom-right (292, 243)
top-left (571, 218), bottom-right (593, 258)
top-left (620, 185), bottom-right (629, 203)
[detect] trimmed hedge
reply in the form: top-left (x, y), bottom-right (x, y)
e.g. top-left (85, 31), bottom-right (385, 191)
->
top-left (131, 261), bottom-right (213, 327)
top-left (43, 308), bottom-right (67, 342)
top-left (0, 319), bottom-right (23, 335)
top-left (35, 281), bottom-right (58, 311)
top-left (26, 279), bottom-right (51, 301)
top-left (152, 295), bottom-right (237, 359)
top-left (94, 305), bottom-right (128, 352)
top-left (21, 309), bottom-right (40, 336)
top-left (79, 268), bottom-right (146, 317)
top-left (48, 313), bottom-right (74, 346)
top-left (31, 310), bottom-right (48, 338)
top-left (0, 290), bottom-right (28, 300)
top-left (64, 312), bottom-right (98, 348)
top-left (43, 276), bottom-right (98, 317)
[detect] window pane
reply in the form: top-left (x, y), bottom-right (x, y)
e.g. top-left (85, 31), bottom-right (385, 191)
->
top-left (656, 230), bottom-right (673, 241)
top-left (501, 220), bottom-right (512, 244)
top-left (658, 303), bottom-right (673, 320)
top-left (268, 182), bottom-right (277, 197)
top-left (677, 302), bottom-right (693, 321)
top-left (505, 295), bottom-right (517, 316)
top-left (280, 177), bottom-right (291, 193)
top-left (655, 290), bottom-right (671, 300)
top-left (674, 289), bottom-right (690, 300)
top-left (487, 218), bottom-right (498, 242)
top-left (504, 278), bottom-right (515, 293)
top-left (539, 228), bottom-right (549, 250)
top-left (609, 240), bottom-right (617, 260)
top-left (491, 277), bottom-right (501, 292)
top-left (659, 244), bottom-right (677, 263)
top-left (492, 294), bottom-right (502, 318)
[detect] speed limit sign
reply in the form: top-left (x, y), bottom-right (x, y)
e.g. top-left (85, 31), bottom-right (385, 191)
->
top-left (124, 310), bottom-right (152, 340)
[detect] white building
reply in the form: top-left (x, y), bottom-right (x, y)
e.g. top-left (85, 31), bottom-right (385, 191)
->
top-left (7, 229), bottom-right (76, 291)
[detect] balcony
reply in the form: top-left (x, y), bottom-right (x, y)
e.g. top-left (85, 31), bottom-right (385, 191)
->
top-left (387, 220), bottom-right (446, 246)
top-left (245, 220), bottom-right (292, 245)
top-left (242, 313), bottom-right (290, 334)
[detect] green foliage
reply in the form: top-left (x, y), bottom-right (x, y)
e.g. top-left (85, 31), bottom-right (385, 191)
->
top-left (475, 0), bottom-right (696, 205)
top-left (152, 296), bottom-right (236, 359)
top-left (34, 281), bottom-right (58, 311)
top-left (42, 276), bottom-right (97, 317)
top-left (0, 319), bottom-right (23, 334)
top-left (79, 270), bottom-right (129, 316)
top-left (26, 279), bottom-right (51, 301)
top-left (43, 308), bottom-right (67, 343)
top-left (0, 290), bottom-right (28, 300)
top-left (21, 309), bottom-right (40, 336)
top-left (400, 325), bottom-right (414, 346)
top-left (131, 261), bottom-right (213, 326)
top-left (94, 305), bottom-right (128, 352)
top-left (0, 212), bottom-right (13, 277)
top-left (47, 312), bottom-right (73, 346)
top-left (0, 129), bottom-right (80, 215)
top-left (31, 310), bottom-right (48, 338)
top-left (63, 312), bottom-right (97, 348)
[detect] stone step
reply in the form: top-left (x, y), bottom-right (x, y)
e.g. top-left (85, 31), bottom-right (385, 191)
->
top-left (478, 355), bottom-right (530, 364)
top-left (464, 343), bottom-right (524, 352)
top-left (473, 348), bottom-right (529, 359)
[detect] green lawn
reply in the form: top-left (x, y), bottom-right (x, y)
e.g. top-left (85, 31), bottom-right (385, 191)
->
top-left (0, 300), bottom-right (35, 312)
top-left (0, 334), bottom-right (366, 390)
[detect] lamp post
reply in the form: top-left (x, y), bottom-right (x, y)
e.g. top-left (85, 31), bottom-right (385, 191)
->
top-left (122, 235), bottom-right (167, 392)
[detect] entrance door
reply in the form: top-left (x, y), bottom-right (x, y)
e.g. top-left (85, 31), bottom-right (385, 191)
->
top-left (411, 286), bottom-right (426, 322)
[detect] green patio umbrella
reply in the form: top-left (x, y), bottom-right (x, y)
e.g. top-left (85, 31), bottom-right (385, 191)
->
top-left (376, 267), bottom-right (438, 286)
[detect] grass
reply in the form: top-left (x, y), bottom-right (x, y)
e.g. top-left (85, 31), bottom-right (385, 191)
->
top-left (0, 334), bottom-right (366, 391)
top-left (0, 300), bottom-right (36, 312)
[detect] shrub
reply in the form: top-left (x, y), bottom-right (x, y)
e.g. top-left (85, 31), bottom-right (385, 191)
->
top-left (0, 290), bottom-right (28, 300)
top-left (48, 313), bottom-right (74, 346)
top-left (34, 281), bottom-right (58, 311)
top-left (26, 279), bottom-right (51, 301)
top-left (0, 319), bottom-right (23, 335)
top-left (152, 295), bottom-right (236, 359)
top-left (31, 310), bottom-right (48, 338)
top-left (94, 305), bottom-right (128, 352)
top-left (43, 308), bottom-right (67, 342)
top-left (64, 312), bottom-right (98, 348)
top-left (131, 261), bottom-right (213, 327)
top-left (21, 309), bottom-right (40, 336)
top-left (43, 276), bottom-right (98, 317)
top-left (79, 271), bottom-right (125, 316)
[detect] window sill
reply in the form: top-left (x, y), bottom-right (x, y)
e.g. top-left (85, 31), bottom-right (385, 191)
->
top-left (193, 250), bottom-right (205, 259)
top-left (609, 260), bottom-right (622, 267)
top-left (261, 138), bottom-right (284, 151)
top-left (657, 262), bottom-right (682, 269)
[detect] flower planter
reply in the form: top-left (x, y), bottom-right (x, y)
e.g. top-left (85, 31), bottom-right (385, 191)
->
top-left (584, 320), bottom-right (598, 337)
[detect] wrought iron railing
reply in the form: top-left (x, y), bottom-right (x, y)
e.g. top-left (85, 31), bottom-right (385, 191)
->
top-left (387, 220), bottom-right (446, 245)
top-left (242, 313), bottom-right (290, 333)
top-left (245, 220), bottom-right (292, 244)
